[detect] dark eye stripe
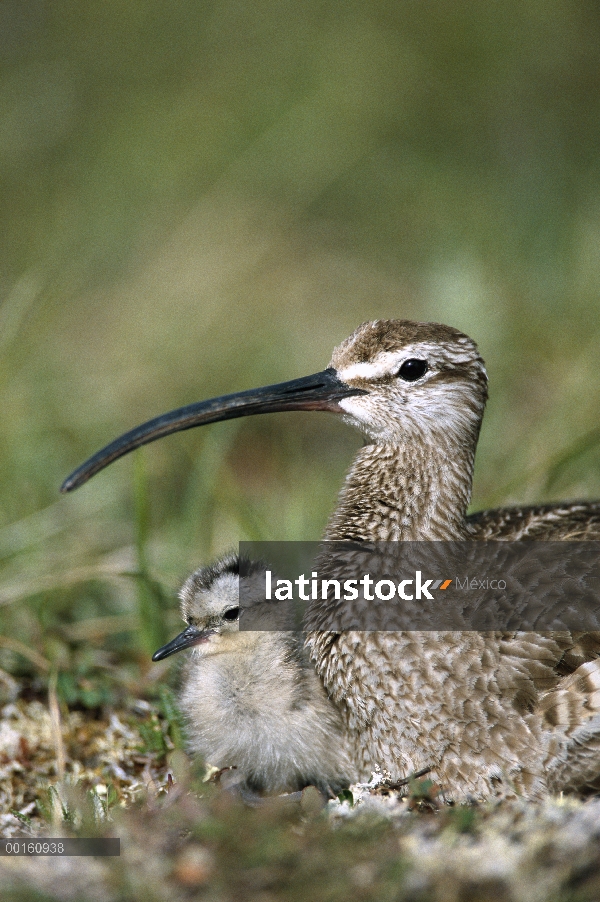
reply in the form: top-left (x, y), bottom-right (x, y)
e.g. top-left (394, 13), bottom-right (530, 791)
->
top-left (398, 359), bottom-right (428, 381)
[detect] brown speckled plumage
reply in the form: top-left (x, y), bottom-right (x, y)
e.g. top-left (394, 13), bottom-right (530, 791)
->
top-left (468, 501), bottom-right (600, 540)
top-left (306, 320), bottom-right (600, 800)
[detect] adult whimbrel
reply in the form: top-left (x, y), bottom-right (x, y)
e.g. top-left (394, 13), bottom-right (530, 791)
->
top-left (153, 553), bottom-right (356, 797)
top-left (62, 320), bottom-right (600, 798)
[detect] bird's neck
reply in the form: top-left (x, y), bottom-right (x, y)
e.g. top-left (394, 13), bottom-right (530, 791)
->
top-left (324, 432), bottom-right (476, 541)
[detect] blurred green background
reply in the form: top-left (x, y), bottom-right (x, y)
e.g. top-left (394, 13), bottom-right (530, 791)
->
top-left (1, 0), bottom-right (600, 693)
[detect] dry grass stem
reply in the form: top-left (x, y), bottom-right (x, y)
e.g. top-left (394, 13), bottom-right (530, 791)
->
top-left (48, 669), bottom-right (66, 782)
top-left (0, 635), bottom-right (50, 672)
top-left (60, 615), bottom-right (138, 642)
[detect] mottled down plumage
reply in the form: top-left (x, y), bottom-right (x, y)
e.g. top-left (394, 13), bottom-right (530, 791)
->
top-left (154, 555), bottom-right (356, 796)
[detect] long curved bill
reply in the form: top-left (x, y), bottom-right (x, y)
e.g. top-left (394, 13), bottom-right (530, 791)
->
top-left (61, 368), bottom-right (364, 492)
top-left (152, 625), bottom-right (214, 661)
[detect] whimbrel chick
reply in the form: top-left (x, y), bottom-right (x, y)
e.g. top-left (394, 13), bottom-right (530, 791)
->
top-left (152, 554), bottom-right (356, 797)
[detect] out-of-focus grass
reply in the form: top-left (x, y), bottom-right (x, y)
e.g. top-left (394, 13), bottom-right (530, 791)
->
top-left (1, 1), bottom-right (600, 705)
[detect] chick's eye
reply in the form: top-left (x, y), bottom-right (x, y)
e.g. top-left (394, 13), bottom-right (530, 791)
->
top-left (223, 607), bottom-right (240, 622)
top-left (398, 358), bottom-right (428, 382)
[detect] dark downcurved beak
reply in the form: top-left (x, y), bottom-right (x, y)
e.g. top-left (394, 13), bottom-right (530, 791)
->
top-left (61, 368), bottom-right (364, 492)
top-left (152, 625), bottom-right (215, 661)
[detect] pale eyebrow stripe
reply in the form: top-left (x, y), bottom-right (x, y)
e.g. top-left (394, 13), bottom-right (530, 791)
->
top-left (338, 353), bottom-right (405, 381)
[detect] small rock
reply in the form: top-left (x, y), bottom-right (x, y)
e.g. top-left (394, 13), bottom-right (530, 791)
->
top-left (173, 845), bottom-right (215, 886)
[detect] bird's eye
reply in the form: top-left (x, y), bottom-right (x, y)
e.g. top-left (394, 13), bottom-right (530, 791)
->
top-left (398, 359), bottom-right (428, 381)
top-left (223, 607), bottom-right (240, 622)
